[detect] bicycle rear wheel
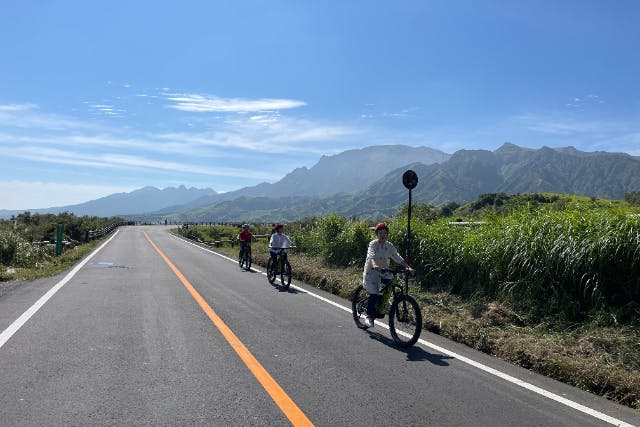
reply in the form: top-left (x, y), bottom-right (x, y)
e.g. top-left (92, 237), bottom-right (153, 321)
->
top-left (280, 260), bottom-right (292, 289)
top-left (266, 258), bottom-right (276, 284)
top-left (389, 294), bottom-right (422, 348)
top-left (351, 285), bottom-right (370, 329)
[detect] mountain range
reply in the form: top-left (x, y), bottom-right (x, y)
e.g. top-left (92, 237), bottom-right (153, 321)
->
top-left (2, 143), bottom-right (639, 221)
top-left (0, 185), bottom-right (217, 218)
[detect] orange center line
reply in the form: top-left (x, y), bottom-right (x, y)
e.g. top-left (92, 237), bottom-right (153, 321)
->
top-left (144, 231), bottom-right (314, 427)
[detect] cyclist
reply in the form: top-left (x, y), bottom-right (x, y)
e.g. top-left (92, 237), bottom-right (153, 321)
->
top-left (269, 223), bottom-right (293, 266)
top-left (237, 223), bottom-right (255, 262)
top-left (362, 222), bottom-right (414, 328)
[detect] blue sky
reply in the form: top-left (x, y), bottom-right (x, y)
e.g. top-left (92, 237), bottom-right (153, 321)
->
top-left (1, 1), bottom-right (639, 209)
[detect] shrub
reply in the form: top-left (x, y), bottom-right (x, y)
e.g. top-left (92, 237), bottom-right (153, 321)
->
top-left (0, 229), bottom-right (48, 267)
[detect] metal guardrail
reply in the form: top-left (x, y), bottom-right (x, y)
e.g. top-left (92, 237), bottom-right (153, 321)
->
top-left (205, 234), bottom-right (272, 248)
top-left (86, 222), bottom-right (120, 241)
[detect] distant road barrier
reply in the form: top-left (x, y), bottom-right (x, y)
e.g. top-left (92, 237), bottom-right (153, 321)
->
top-left (86, 222), bottom-right (120, 242)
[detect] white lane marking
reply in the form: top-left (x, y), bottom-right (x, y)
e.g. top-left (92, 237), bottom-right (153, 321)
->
top-left (173, 234), bottom-right (635, 427)
top-left (0, 231), bottom-right (120, 349)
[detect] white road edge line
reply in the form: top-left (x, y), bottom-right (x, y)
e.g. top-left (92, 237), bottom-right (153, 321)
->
top-left (0, 231), bottom-right (120, 349)
top-left (174, 234), bottom-right (634, 427)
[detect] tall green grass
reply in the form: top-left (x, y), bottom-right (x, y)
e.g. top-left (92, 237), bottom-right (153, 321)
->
top-left (299, 214), bottom-right (370, 266)
top-left (392, 208), bottom-right (640, 323)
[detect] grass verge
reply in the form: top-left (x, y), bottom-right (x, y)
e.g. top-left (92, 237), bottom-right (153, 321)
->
top-left (0, 240), bottom-right (100, 283)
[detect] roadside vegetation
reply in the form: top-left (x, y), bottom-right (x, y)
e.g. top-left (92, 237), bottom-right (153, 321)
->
top-left (176, 192), bottom-right (640, 411)
top-left (0, 212), bottom-right (121, 282)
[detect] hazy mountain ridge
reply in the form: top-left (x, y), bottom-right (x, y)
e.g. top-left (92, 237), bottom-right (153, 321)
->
top-left (155, 143), bottom-right (640, 222)
top-left (360, 143), bottom-right (640, 207)
top-left (132, 145), bottom-right (452, 214)
top-left (179, 145), bottom-right (449, 204)
top-left (0, 185), bottom-right (217, 218)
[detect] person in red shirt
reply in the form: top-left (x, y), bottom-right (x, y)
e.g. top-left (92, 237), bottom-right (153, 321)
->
top-left (237, 224), bottom-right (255, 262)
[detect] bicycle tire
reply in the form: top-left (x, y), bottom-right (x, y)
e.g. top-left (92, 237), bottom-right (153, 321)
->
top-left (238, 249), bottom-right (244, 269)
top-left (266, 258), bottom-right (276, 284)
top-left (351, 285), bottom-right (370, 329)
top-left (280, 260), bottom-right (292, 289)
top-left (389, 294), bottom-right (422, 348)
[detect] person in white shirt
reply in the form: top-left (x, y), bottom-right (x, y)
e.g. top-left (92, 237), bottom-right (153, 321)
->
top-left (269, 223), bottom-right (293, 266)
top-left (362, 222), bottom-right (414, 328)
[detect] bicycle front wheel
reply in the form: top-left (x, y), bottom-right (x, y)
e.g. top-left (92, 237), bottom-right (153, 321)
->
top-left (351, 285), bottom-right (370, 329)
top-left (280, 261), bottom-right (292, 289)
top-left (266, 258), bottom-right (276, 284)
top-left (389, 294), bottom-right (422, 348)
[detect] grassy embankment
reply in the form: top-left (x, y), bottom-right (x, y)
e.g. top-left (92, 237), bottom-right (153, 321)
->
top-left (0, 212), bottom-right (120, 283)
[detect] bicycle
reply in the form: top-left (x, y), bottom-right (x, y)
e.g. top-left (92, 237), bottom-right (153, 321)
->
top-left (267, 248), bottom-right (292, 289)
top-left (238, 241), bottom-right (252, 271)
top-left (352, 267), bottom-right (423, 348)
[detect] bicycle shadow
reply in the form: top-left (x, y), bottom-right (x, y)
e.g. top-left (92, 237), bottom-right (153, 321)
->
top-left (366, 330), bottom-right (453, 366)
top-left (275, 284), bottom-right (304, 294)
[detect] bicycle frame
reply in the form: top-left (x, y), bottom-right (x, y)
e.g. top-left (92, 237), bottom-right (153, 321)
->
top-left (239, 241), bottom-right (252, 255)
top-left (271, 249), bottom-right (287, 271)
top-left (374, 270), bottom-right (405, 313)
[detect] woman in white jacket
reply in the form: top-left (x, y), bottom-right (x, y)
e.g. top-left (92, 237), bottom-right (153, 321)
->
top-left (269, 223), bottom-right (293, 266)
top-left (362, 222), bottom-right (414, 328)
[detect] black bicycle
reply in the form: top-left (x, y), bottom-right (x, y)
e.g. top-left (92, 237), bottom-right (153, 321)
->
top-left (267, 248), bottom-right (292, 289)
top-left (352, 267), bottom-right (423, 348)
top-left (238, 242), bottom-right (252, 271)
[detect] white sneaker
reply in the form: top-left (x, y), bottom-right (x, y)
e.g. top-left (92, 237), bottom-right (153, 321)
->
top-left (364, 317), bottom-right (374, 328)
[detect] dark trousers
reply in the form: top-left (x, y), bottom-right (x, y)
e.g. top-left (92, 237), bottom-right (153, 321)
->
top-left (239, 242), bottom-right (250, 257)
top-left (269, 249), bottom-right (282, 266)
top-left (366, 278), bottom-right (391, 317)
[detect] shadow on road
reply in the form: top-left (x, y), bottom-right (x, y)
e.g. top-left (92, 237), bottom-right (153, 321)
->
top-left (367, 330), bottom-right (453, 366)
top-left (276, 284), bottom-right (304, 294)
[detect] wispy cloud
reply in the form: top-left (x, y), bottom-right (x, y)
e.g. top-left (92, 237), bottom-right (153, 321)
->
top-left (0, 103), bottom-right (38, 112)
top-left (157, 114), bottom-right (361, 155)
top-left (564, 94), bottom-right (605, 108)
top-left (0, 103), bottom-right (101, 131)
top-left (514, 114), bottom-right (618, 136)
top-left (4, 146), bottom-right (282, 181)
top-left (0, 109), bottom-right (360, 157)
top-left (89, 104), bottom-right (126, 116)
top-left (165, 93), bottom-right (306, 113)
top-left (505, 112), bottom-right (640, 155)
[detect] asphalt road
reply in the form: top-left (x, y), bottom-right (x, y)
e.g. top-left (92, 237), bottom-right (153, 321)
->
top-left (1, 226), bottom-right (638, 426)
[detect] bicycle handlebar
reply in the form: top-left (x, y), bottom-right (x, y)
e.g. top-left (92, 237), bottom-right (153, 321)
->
top-left (377, 267), bottom-right (416, 277)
